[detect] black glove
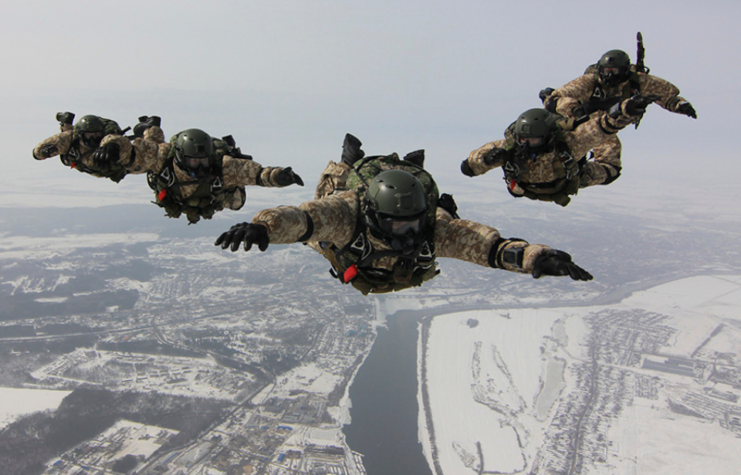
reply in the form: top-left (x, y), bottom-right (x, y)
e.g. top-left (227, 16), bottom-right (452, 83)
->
top-left (532, 250), bottom-right (593, 281)
top-left (623, 94), bottom-right (661, 116)
top-left (341, 133), bottom-right (365, 166)
top-left (538, 87), bottom-right (555, 104)
top-left (214, 223), bottom-right (270, 252)
top-left (56, 111), bottom-right (75, 125)
top-left (274, 167), bottom-right (304, 186)
top-left (92, 143), bottom-right (120, 169)
top-left (483, 147), bottom-right (508, 165)
top-left (461, 159), bottom-right (475, 177)
top-left (133, 116), bottom-right (161, 138)
top-left (677, 101), bottom-right (697, 119)
top-left (38, 143), bottom-right (58, 158)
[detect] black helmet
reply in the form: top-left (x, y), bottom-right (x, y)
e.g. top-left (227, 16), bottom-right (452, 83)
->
top-left (512, 108), bottom-right (559, 157)
top-left (74, 115), bottom-right (106, 148)
top-left (364, 169), bottom-right (428, 253)
top-left (173, 128), bottom-right (215, 180)
top-left (597, 49), bottom-right (631, 87)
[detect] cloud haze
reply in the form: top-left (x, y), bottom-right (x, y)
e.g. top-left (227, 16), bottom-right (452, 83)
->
top-left (1, 0), bottom-right (737, 212)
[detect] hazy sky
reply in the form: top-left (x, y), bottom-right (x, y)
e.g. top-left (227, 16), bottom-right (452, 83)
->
top-left (0, 0), bottom-right (737, 213)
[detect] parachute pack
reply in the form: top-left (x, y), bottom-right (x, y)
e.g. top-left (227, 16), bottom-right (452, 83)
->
top-left (315, 152), bottom-right (445, 295)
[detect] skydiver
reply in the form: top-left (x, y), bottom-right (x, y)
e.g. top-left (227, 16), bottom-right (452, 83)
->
top-left (215, 134), bottom-right (592, 295)
top-left (32, 112), bottom-right (134, 183)
top-left (92, 123), bottom-right (304, 224)
top-left (539, 44), bottom-right (697, 188)
top-left (460, 95), bottom-right (656, 206)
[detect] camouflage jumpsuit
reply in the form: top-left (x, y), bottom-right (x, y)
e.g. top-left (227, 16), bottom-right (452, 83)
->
top-left (547, 68), bottom-right (692, 186)
top-left (465, 103), bottom-right (638, 204)
top-left (100, 128), bottom-right (298, 222)
top-left (33, 123), bottom-right (127, 182)
top-left (250, 160), bottom-right (552, 294)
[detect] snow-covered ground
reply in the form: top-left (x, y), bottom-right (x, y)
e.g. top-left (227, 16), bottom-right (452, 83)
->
top-left (419, 275), bottom-right (741, 475)
top-left (0, 233), bottom-right (160, 261)
top-left (0, 387), bottom-right (72, 430)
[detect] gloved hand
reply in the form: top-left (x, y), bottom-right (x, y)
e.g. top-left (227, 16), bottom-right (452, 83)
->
top-left (538, 87), bottom-right (555, 103)
top-left (275, 167), bottom-right (304, 186)
top-left (532, 249), bottom-right (593, 281)
top-left (133, 116), bottom-right (162, 138)
top-left (483, 147), bottom-right (508, 165)
top-left (623, 94), bottom-right (661, 116)
top-left (215, 222), bottom-right (270, 252)
top-left (460, 159), bottom-right (475, 177)
top-left (38, 143), bottom-right (58, 158)
top-left (56, 111), bottom-right (75, 125)
top-left (677, 101), bottom-right (697, 119)
top-left (92, 143), bottom-right (120, 169)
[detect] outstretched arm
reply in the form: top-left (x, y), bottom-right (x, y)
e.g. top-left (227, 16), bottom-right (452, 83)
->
top-left (434, 209), bottom-right (592, 280)
top-left (215, 191), bottom-right (359, 251)
top-left (33, 131), bottom-right (74, 160)
top-left (639, 73), bottom-right (696, 118)
top-left (222, 156), bottom-right (304, 189)
top-left (461, 138), bottom-right (509, 177)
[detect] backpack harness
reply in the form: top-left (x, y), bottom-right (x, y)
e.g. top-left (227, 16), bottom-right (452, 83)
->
top-left (60, 118), bottom-right (131, 183)
top-left (319, 154), bottom-right (447, 294)
top-left (582, 64), bottom-right (643, 115)
top-left (147, 137), bottom-right (248, 224)
top-left (501, 124), bottom-right (586, 207)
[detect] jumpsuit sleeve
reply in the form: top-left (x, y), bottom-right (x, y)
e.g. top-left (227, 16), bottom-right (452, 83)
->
top-left (549, 74), bottom-right (597, 117)
top-left (638, 73), bottom-right (688, 113)
top-left (222, 156), bottom-right (298, 188)
top-left (252, 190), bottom-right (359, 247)
top-left (564, 105), bottom-right (636, 159)
top-left (465, 138), bottom-right (509, 176)
top-left (32, 131), bottom-right (73, 160)
top-left (433, 208), bottom-right (551, 274)
top-left (98, 126), bottom-right (168, 175)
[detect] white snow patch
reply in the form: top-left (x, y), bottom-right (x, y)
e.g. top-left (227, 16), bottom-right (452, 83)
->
top-left (420, 275), bottom-right (741, 475)
top-left (0, 387), bottom-right (71, 429)
top-left (0, 233), bottom-right (160, 260)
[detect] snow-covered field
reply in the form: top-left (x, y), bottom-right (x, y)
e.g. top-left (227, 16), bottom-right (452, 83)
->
top-left (0, 233), bottom-right (160, 261)
top-left (419, 275), bottom-right (741, 475)
top-left (0, 387), bottom-right (71, 430)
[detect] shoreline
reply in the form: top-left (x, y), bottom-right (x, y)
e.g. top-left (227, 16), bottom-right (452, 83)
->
top-left (412, 272), bottom-right (737, 475)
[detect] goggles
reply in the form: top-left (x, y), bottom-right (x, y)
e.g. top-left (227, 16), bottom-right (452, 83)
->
top-left (184, 157), bottom-right (211, 169)
top-left (378, 214), bottom-right (424, 236)
top-left (81, 132), bottom-right (104, 145)
top-left (518, 136), bottom-right (544, 147)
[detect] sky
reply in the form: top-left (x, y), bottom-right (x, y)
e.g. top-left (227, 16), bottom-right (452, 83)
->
top-left (0, 0), bottom-right (738, 217)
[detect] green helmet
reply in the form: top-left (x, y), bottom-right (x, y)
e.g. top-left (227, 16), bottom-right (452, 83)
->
top-left (364, 169), bottom-right (428, 252)
top-left (74, 115), bottom-right (106, 148)
top-left (597, 49), bottom-right (631, 87)
top-left (173, 128), bottom-right (215, 180)
top-left (513, 108), bottom-right (558, 155)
